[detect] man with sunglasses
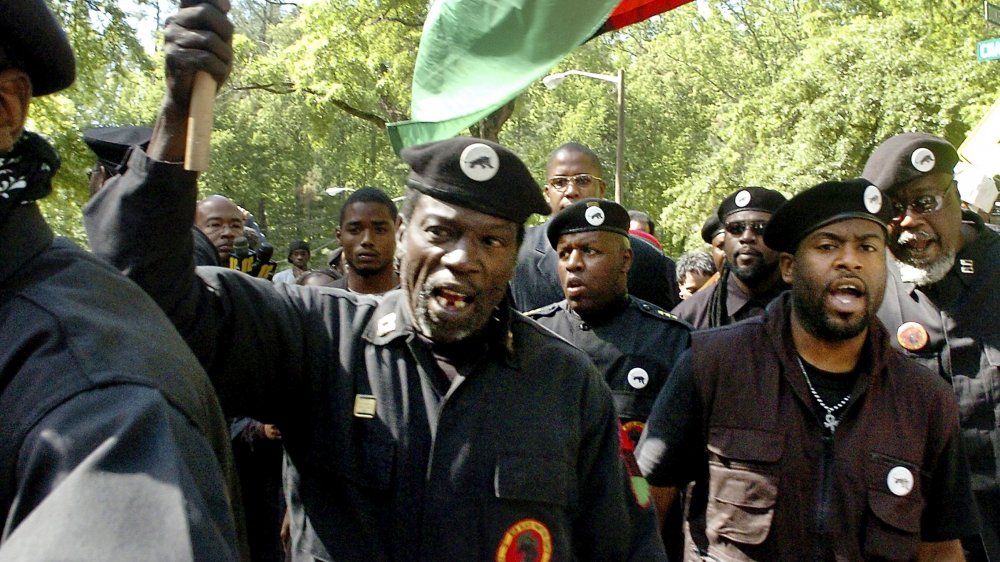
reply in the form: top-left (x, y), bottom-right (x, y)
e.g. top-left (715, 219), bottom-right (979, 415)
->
top-left (672, 187), bottom-right (788, 329)
top-left (866, 132), bottom-right (1000, 562)
top-left (510, 142), bottom-right (679, 312)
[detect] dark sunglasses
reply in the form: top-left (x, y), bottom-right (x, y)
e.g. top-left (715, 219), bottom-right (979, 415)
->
top-left (890, 181), bottom-right (955, 220)
top-left (724, 220), bottom-right (768, 236)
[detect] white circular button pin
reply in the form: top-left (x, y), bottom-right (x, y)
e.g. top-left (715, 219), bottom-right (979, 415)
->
top-left (627, 368), bottom-right (649, 389)
top-left (887, 466), bottom-right (914, 496)
top-left (459, 143), bottom-right (499, 182)
top-left (585, 205), bottom-right (606, 226)
top-left (734, 190), bottom-right (751, 208)
top-left (910, 148), bottom-right (935, 173)
top-left (863, 184), bottom-right (883, 214)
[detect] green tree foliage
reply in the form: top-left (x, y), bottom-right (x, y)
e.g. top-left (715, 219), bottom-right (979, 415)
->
top-left (26, 0), bottom-right (1000, 263)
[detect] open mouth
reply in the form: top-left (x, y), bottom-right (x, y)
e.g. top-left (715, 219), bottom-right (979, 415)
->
top-left (896, 230), bottom-right (936, 253)
top-left (564, 277), bottom-right (586, 297)
top-left (433, 287), bottom-right (472, 311)
top-left (827, 278), bottom-right (865, 312)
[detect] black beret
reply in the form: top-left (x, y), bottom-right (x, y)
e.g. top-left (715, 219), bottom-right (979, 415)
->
top-left (546, 198), bottom-right (629, 249)
top-left (717, 187), bottom-right (787, 220)
top-left (0, 0), bottom-right (76, 96)
top-left (700, 213), bottom-right (723, 244)
top-left (287, 239), bottom-right (310, 259)
top-left (764, 178), bottom-right (894, 253)
top-left (862, 132), bottom-right (959, 192)
top-left (400, 137), bottom-right (548, 224)
top-left (83, 126), bottom-right (152, 172)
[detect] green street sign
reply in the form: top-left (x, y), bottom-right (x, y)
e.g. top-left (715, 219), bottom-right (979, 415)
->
top-left (979, 38), bottom-right (1000, 61)
top-left (988, 1), bottom-right (1000, 26)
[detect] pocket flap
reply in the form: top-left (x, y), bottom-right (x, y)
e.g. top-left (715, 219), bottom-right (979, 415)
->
top-left (707, 426), bottom-right (784, 463)
top-left (866, 454), bottom-right (923, 533)
top-left (495, 454), bottom-right (571, 507)
top-left (709, 464), bottom-right (778, 509)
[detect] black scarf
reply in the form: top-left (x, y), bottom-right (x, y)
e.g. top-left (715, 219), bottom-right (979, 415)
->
top-left (0, 131), bottom-right (59, 220)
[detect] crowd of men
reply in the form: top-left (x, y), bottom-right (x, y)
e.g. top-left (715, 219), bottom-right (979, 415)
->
top-left (2, 1), bottom-right (999, 561)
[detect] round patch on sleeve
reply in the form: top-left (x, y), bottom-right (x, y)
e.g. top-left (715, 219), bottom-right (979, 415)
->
top-left (496, 519), bottom-right (553, 562)
top-left (460, 143), bottom-right (500, 182)
top-left (863, 184), bottom-right (883, 214)
top-left (910, 147), bottom-right (935, 173)
top-left (887, 466), bottom-right (914, 496)
top-left (734, 189), bottom-right (752, 207)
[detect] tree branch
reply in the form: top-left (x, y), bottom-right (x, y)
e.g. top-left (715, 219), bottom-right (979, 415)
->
top-left (233, 82), bottom-right (388, 128)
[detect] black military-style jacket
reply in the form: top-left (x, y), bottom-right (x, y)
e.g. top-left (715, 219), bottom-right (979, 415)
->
top-left (0, 204), bottom-right (241, 560)
top-left (85, 150), bottom-right (640, 562)
top-left (526, 297), bottom-right (691, 432)
top-left (877, 212), bottom-right (1000, 560)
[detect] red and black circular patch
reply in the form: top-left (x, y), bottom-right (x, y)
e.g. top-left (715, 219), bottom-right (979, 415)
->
top-left (495, 518), bottom-right (552, 562)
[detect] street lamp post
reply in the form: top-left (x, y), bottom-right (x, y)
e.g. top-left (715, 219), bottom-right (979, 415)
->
top-left (542, 69), bottom-right (626, 204)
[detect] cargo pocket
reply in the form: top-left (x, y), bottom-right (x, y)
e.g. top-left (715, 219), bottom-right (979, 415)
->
top-left (705, 427), bottom-right (782, 547)
top-left (863, 453), bottom-right (924, 561)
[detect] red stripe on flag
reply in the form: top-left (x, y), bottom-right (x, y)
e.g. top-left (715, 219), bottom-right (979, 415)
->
top-left (602, 0), bottom-right (693, 32)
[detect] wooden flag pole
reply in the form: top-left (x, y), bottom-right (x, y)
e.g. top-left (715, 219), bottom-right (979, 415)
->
top-left (184, 71), bottom-right (216, 171)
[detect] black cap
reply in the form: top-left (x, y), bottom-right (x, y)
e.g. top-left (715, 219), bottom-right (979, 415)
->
top-left (700, 213), bottom-right (723, 244)
top-left (0, 0), bottom-right (76, 96)
top-left (546, 198), bottom-right (629, 249)
top-left (717, 187), bottom-right (787, 220)
top-left (862, 132), bottom-right (959, 192)
top-left (764, 178), bottom-right (894, 253)
top-left (287, 239), bottom-right (310, 260)
top-left (400, 137), bottom-right (548, 224)
top-left (83, 126), bottom-right (153, 172)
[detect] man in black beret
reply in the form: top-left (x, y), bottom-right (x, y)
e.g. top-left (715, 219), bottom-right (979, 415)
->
top-left (85, 20), bottom-right (648, 555)
top-left (866, 132), bottom-right (1000, 561)
top-left (526, 198), bottom-right (690, 560)
top-left (672, 186), bottom-right (788, 329)
top-left (638, 178), bottom-right (978, 561)
top-left (510, 142), bottom-right (680, 313)
top-left (0, 0), bottom-right (242, 558)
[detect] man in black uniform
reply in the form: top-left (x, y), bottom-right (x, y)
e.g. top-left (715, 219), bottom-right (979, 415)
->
top-left (526, 198), bottom-right (691, 560)
top-left (865, 132), bottom-right (1000, 562)
top-left (672, 187), bottom-right (788, 329)
top-left (510, 142), bottom-right (679, 312)
top-left (0, 1), bottom-right (241, 558)
top-left (83, 5), bottom-right (653, 557)
top-left (637, 178), bottom-right (978, 561)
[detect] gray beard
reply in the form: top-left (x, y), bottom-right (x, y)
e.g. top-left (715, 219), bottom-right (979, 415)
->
top-left (895, 251), bottom-right (955, 286)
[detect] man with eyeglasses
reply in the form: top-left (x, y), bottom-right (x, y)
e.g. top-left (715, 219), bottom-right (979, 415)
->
top-left (866, 132), bottom-right (1000, 562)
top-left (672, 187), bottom-right (788, 329)
top-left (510, 142), bottom-right (679, 312)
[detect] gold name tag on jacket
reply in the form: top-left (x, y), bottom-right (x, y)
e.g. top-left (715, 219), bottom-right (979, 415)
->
top-left (353, 394), bottom-right (377, 418)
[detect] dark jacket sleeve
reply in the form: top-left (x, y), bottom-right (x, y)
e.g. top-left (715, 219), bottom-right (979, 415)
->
top-left (83, 149), bottom-right (311, 422)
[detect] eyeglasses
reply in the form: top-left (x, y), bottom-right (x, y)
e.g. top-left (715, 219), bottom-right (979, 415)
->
top-left (890, 182), bottom-right (955, 220)
top-left (546, 173), bottom-right (605, 193)
top-left (724, 220), bottom-right (768, 236)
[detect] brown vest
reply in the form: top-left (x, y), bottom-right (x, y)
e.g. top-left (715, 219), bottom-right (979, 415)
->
top-left (687, 295), bottom-right (960, 562)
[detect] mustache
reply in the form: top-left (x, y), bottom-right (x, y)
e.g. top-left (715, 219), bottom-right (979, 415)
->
top-left (896, 230), bottom-right (937, 245)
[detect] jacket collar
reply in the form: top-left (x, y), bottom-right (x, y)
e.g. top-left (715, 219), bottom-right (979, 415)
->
top-left (363, 289), bottom-right (518, 366)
